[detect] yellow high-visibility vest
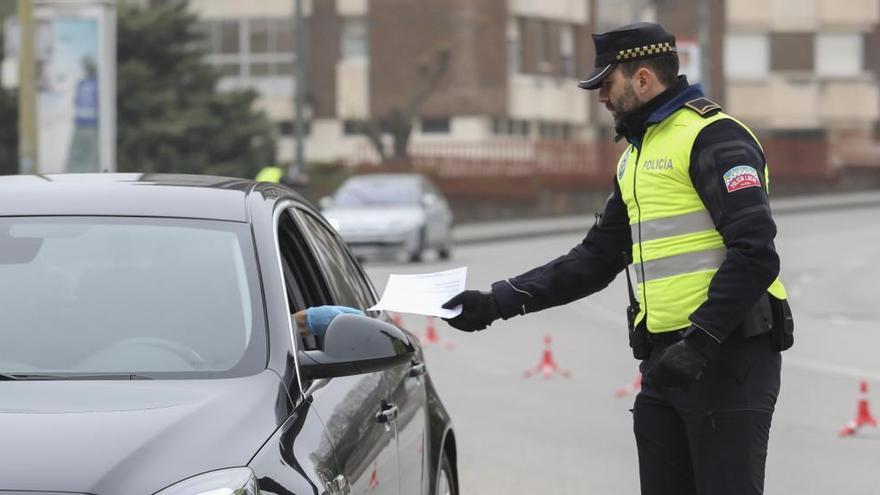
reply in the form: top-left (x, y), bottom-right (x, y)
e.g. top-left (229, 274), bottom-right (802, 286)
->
top-left (255, 166), bottom-right (284, 183)
top-left (615, 106), bottom-right (787, 333)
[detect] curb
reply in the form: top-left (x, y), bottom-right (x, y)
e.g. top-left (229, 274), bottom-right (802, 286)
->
top-left (453, 191), bottom-right (880, 246)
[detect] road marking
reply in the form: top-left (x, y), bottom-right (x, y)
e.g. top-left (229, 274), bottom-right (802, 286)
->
top-left (785, 356), bottom-right (880, 381)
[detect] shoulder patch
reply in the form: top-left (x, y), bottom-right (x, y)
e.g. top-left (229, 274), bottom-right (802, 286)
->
top-left (684, 97), bottom-right (722, 117)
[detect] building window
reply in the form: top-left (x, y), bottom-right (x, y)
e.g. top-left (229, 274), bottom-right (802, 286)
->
top-left (249, 18), bottom-right (271, 53)
top-left (560, 25), bottom-right (576, 78)
top-left (198, 18), bottom-right (295, 79)
top-left (770, 32), bottom-right (814, 72)
top-left (816, 33), bottom-right (862, 77)
top-left (507, 18), bottom-right (521, 75)
top-left (218, 20), bottom-right (240, 54)
top-left (535, 19), bottom-right (550, 73)
top-left (421, 117), bottom-right (450, 134)
top-left (724, 33), bottom-right (769, 79)
top-left (491, 117), bottom-right (532, 138)
top-left (343, 120), bottom-right (364, 135)
top-left (279, 120), bottom-right (311, 136)
top-left (341, 17), bottom-right (368, 60)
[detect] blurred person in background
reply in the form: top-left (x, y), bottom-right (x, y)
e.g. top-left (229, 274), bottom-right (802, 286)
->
top-left (255, 162), bottom-right (310, 196)
top-left (65, 55), bottom-right (100, 172)
top-left (442, 22), bottom-right (793, 495)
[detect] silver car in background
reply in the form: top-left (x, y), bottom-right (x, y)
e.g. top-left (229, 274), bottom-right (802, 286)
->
top-left (320, 173), bottom-right (454, 262)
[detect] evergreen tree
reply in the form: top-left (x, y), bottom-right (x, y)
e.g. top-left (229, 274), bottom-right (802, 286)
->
top-left (117, 1), bottom-right (276, 178)
top-left (0, 87), bottom-right (17, 176)
top-left (0, 1), bottom-right (18, 175)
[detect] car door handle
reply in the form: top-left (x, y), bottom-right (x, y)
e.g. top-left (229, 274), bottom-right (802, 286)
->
top-left (376, 403), bottom-right (399, 424)
top-left (409, 361), bottom-right (427, 378)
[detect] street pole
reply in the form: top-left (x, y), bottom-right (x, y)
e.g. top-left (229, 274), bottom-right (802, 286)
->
top-left (18, 0), bottom-right (37, 175)
top-left (697, 0), bottom-right (712, 97)
top-left (291, 0), bottom-right (307, 179)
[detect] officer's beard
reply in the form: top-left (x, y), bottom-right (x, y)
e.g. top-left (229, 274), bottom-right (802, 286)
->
top-left (608, 79), bottom-right (642, 127)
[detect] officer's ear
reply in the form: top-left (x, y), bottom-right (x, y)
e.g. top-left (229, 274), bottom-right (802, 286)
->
top-left (633, 67), bottom-right (654, 95)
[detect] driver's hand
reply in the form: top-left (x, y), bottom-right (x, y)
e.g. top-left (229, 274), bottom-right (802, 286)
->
top-left (294, 306), bottom-right (365, 338)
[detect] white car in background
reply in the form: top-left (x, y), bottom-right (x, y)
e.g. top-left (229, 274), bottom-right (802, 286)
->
top-left (320, 173), bottom-right (454, 262)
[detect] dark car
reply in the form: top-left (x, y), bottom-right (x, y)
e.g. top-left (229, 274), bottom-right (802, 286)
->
top-left (0, 174), bottom-right (458, 495)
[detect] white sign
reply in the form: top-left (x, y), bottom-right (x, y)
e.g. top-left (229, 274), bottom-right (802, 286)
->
top-left (34, 1), bottom-right (115, 174)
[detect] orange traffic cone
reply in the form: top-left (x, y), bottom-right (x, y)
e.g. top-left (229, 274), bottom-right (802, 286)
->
top-left (615, 373), bottom-right (642, 398)
top-left (368, 462), bottom-right (379, 490)
top-left (838, 380), bottom-right (878, 437)
top-left (391, 312), bottom-right (403, 327)
top-left (523, 335), bottom-right (571, 379)
top-left (423, 317), bottom-right (454, 349)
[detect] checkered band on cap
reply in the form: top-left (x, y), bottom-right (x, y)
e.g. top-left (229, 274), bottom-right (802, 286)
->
top-left (616, 42), bottom-right (676, 61)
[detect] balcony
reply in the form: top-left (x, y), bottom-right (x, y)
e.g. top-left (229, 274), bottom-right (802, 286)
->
top-left (508, 0), bottom-right (589, 24)
top-left (728, 0), bottom-right (878, 31)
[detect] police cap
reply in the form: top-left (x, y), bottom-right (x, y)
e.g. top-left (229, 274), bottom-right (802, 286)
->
top-left (578, 22), bottom-right (677, 90)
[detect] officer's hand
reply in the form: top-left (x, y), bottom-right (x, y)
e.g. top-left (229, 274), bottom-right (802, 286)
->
top-left (648, 325), bottom-right (720, 390)
top-left (441, 290), bottom-right (500, 332)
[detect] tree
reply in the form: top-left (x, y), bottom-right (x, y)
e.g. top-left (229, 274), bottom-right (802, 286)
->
top-left (0, 87), bottom-right (17, 176)
top-left (117, 1), bottom-right (276, 178)
top-left (0, 1), bottom-right (18, 175)
top-left (355, 46), bottom-right (450, 163)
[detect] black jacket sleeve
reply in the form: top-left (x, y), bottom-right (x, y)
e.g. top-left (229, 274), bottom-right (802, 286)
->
top-left (688, 118), bottom-right (781, 340)
top-left (491, 179), bottom-right (632, 319)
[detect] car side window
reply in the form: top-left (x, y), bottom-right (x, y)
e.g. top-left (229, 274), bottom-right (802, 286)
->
top-left (292, 209), bottom-right (376, 310)
top-left (277, 209), bottom-right (332, 311)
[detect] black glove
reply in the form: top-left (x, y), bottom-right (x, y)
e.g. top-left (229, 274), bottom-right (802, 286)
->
top-left (648, 325), bottom-right (721, 390)
top-left (441, 290), bottom-right (501, 332)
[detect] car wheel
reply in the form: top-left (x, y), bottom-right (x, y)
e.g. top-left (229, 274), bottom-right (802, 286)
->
top-left (435, 452), bottom-right (457, 495)
top-left (438, 237), bottom-right (452, 260)
top-left (409, 228), bottom-right (426, 263)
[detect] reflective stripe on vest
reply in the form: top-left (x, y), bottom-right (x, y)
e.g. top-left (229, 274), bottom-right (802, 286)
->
top-left (632, 210), bottom-right (716, 243)
top-left (634, 248), bottom-right (726, 284)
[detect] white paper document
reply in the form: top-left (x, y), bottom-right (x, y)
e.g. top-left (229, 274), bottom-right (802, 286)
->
top-left (368, 267), bottom-right (467, 318)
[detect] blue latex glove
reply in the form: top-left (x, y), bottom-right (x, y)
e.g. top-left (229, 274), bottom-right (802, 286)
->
top-left (306, 306), bottom-right (366, 338)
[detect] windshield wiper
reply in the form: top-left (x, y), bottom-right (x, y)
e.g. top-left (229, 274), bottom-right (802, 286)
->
top-left (0, 373), bottom-right (154, 381)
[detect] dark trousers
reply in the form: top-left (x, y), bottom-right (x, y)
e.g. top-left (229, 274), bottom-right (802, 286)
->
top-left (634, 331), bottom-right (781, 495)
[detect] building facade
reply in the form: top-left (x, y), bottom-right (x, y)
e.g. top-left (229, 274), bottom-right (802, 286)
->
top-left (189, 0), bottom-right (593, 164)
top-left (187, 0), bottom-right (880, 171)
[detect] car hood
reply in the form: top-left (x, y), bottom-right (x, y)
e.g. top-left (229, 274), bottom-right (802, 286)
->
top-left (322, 206), bottom-right (425, 233)
top-left (0, 371), bottom-right (293, 495)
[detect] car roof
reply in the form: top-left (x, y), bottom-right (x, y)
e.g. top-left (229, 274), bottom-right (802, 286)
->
top-left (344, 173), bottom-right (423, 183)
top-left (0, 173), bottom-right (259, 221)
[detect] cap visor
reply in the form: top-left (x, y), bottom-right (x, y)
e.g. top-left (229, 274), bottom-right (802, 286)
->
top-left (578, 64), bottom-right (614, 90)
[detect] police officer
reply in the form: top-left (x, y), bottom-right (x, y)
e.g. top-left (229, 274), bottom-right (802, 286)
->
top-left (442, 22), bottom-right (793, 495)
top-left (255, 165), bottom-right (286, 183)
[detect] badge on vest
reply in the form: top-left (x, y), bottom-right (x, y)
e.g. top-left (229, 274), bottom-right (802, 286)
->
top-left (618, 148), bottom-right (630, 179)
top-left (723, 165), bottom-right (761, 193)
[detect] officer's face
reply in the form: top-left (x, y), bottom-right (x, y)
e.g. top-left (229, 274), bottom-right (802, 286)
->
top-left (598, 67), bottom-right (640, 122)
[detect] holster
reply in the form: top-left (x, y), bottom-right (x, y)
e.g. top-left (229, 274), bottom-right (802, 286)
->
top-left (740, 294), bottom-right (773, 338)
top-left (768, 294), bottom-right (794, 352)
top-left (628, 307), bottom-right (651, 360)
top-left (738, 293), bottom-right (794, 352)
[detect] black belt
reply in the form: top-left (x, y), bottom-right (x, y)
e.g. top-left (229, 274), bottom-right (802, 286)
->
top-left (646, 328), bottom-right (687, 344)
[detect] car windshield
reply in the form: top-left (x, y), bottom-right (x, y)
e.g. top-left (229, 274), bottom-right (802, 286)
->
top-left (334, 177), bottom-right (421, 207)
top-left (0, 217), bottom-right (266, 379)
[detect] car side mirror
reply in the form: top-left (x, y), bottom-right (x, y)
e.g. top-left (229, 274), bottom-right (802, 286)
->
top-left (318, 196), bottom-right (334, 210)
top-left (297, 314), bottom-right (414, 380)
top-left (421, 193), bottom-right (437, 207)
